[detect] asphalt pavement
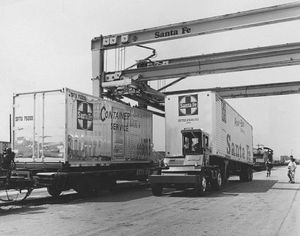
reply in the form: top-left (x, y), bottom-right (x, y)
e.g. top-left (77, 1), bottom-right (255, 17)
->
top-left (0, 166), bottom-right (299, 236)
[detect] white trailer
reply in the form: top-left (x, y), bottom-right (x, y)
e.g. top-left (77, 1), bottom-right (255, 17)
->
top-left (150, 91), bottom-right (253, 196)
top-left (13, 88), bottom-right (154, 196)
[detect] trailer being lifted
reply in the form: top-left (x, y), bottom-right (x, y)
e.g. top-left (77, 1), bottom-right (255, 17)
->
top-left (12, 88), bottom-right (155, 197)
top-left (149, 91), bottom-right (253, 196)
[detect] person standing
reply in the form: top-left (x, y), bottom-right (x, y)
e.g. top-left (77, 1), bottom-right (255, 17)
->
top-left (265, 158), bottom-right (272, 177)
top-left (288, 156), bottom-right (297, 183)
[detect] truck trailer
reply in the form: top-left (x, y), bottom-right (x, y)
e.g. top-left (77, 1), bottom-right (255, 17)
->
top-left (12, 88), bottom-right (155, 197)
top-left (149, 91), bottom-right (253, 196)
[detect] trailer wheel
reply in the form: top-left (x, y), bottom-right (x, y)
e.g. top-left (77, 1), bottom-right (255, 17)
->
top-left (211, 170), bottom-right (222, 191)
top-left (151, 183), bottom-right (163, 196)
top-left (47, 185), bottom-right (62, 198)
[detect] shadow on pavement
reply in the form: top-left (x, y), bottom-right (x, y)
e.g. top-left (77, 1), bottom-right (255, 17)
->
top-left (222, 179), bottom-right (278, 194)
top-left (84, 186), bottom-right (153, 203)
top-left (167, 189), bottom-right (239, 198)
top-left (162, 179), bottom-right (278, 198)
top-left (1, 181), bottom-right (153, 210)
top-left (0, 205), bottom-right (47, 216)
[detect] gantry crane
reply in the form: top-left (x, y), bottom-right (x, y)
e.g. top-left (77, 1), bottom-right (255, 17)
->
top-left (91, 2), bottom-right (300, 113)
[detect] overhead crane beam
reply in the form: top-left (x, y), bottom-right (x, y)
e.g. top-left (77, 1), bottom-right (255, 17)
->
top-left (91, 2), bottom-right (300, 105)
top-left (103, 42), bottom-right (300, 83)
top-left (92, 2), bottom-right (300, 50)
top-left (164, 81), bottom-right (300, 98)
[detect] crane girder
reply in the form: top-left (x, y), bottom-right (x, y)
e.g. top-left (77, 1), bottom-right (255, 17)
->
top-left (92, 2), bottom-right (300, 50)
top-left (164, 81), bottom-right (300, 98)
top-left (127, 81), bottom-right (300, 116)
top-left (104, 42), bottom-right (300, 82)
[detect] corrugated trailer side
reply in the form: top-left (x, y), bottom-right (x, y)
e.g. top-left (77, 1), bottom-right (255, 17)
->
top-left (212, 93), bottom-right (253, 165)
top-left (65, 88), bottom-right (153, 166)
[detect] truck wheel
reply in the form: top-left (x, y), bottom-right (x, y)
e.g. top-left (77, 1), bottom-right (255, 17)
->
top-left (211, 170), bottom-right (222, 191)
top-left (196, 175), bottom-right (207, 195)
top-left (151, 183), bottom-right (163, 196)
top-left (47, 185), bottom-right (62, 198)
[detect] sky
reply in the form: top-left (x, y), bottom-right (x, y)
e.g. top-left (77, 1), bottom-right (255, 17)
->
top-left (1, 0), bottom-right (300, 159)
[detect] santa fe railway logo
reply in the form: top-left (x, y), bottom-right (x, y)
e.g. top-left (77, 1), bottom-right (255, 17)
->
top-left (178, 94), bottom-right (198, 116)
top-left (77, 101), bottom-right (93, 131)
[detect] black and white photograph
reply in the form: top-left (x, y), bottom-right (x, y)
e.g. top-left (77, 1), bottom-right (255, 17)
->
top-left (1, 0), bottom-right (300, 235)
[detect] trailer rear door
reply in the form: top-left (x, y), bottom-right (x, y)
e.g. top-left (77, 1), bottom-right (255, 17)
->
top-left (13, 90), bottom-right (66, 163)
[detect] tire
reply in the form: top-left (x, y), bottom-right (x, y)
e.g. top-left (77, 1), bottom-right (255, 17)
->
top-left (211, 170), bottom-right (222, 191)
top-left (196, 174), bottom-right (207, 195)
top-left (151, 183), bottom-right (163, 196)
top-left (47, 185), bottom-right (62, 198)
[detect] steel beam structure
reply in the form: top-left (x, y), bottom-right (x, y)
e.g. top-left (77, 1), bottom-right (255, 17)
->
top-left (92, 2), bottom-right (300, 50)
top-left (164, 81), bottom-right (300, 98)
top-left (91, 2), bottom-right (300, 108)
top-left (104, 42), bottom-right (300, 82)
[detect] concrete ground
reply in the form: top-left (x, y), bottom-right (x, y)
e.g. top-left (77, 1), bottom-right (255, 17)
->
top-left (0, 166), bottom-right (299, 236)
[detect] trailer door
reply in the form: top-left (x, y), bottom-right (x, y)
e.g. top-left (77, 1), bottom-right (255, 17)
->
top-left (14, 91), bottom-right (65, 163)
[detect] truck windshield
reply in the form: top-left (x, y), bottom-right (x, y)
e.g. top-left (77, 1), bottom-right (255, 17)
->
top-left (182, 131), bottom-right (203, 155)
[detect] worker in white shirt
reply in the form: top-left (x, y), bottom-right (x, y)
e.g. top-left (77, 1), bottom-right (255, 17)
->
top-left (288, 155), bottom-right (297, 184)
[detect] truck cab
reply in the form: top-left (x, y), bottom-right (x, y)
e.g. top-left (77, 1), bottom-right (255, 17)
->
top-left (163, 129), bottom-right (210, 167)
top-left (181, 129), bottom-right (210, 167)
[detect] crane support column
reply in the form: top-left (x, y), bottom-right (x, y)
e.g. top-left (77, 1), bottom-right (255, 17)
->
top-left (91, 35), bottom-right (105, 97)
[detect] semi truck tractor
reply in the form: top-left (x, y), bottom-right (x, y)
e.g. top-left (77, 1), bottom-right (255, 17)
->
top-left (149, 91), bottom-right (253, 196)
top-left (253, 145), bottom-right (273, 171)
top-left (12, 88), bottom-right (154, 197)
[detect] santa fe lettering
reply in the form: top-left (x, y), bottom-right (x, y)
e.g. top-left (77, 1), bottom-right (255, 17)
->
top-left (226, 134), bottom-right (251, 159)
top-left (154, 27), bottom-right (191, 38)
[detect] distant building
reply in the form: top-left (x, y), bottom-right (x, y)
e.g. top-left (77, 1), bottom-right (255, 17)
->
top-left (280, 155), bottom-right (290, 163)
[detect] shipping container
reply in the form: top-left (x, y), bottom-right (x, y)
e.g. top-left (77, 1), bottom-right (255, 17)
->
top-left (12, 88), bottom-right (154, 196)
top-left (165, 91), bottom-right (253, 164)
top-left (13, 88), bottom-right (152, 165)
